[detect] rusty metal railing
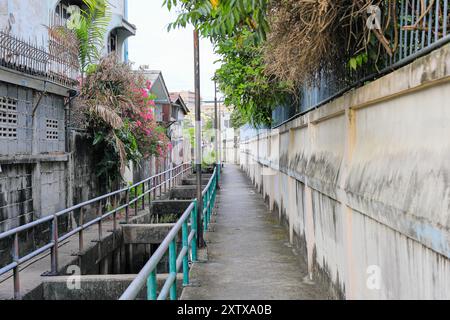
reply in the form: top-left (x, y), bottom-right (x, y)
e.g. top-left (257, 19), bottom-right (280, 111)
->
top-left (0, 162), bottom-right (192, 299)
top-left (0, 31), bottom-right (79, 88)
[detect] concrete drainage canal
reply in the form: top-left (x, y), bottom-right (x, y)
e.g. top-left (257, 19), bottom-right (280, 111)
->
top-left (25, 173), bottom-right (206, 300)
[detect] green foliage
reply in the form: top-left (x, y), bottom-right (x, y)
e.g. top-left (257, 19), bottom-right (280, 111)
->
top-left (205, 117), bottom-right (213, 131)
top-left (163, 0), bottom-right (270, 44)
top-left (158, 213), bottom-right (179, 223)
top-left (90, 121), bottom-right (142, 185)
top-left (130, 184), bottom-right (145, 207)
top-left (203, 150), bottom-right (216, 166)
top-left (78, 55), bottom-right (171, 186)
top-left (215, 30), bottom-right (291, 126)
top-left (348, 52), bottom-right (369, 71)
top-left (163, 1), bottom-right (288, 127)
top-left (69, 0), bottom-right (111, 74)
top-left (230, 107), bottom-right (246, 129)
top-left (116, 121), bottom-right (142, 163)
top-left (186, 127), bottom-right (195, 147)
top-left (163, 0), bottom-right (411, 128)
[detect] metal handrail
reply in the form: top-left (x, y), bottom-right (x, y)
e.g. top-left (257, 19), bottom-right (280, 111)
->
top-left (0, 31), bottom-right (79, 87)
top-left (0, 162), bottom-right (192, 299)
top-left (120, 167), bottom-right (219, 300)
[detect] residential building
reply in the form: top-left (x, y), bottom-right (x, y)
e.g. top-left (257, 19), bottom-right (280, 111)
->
top-left (131, 72), bottom-right (191, 182)
top-left (178, 90), bottom-right (196, 110)
top-left (169, 93), bottom-right (190, 166)
top-left (140, 70), bottom-right (171, 123)
top-left (0, 0), bottom-right (135, 63)
top-left (0, 0), bottom-right (134, 264)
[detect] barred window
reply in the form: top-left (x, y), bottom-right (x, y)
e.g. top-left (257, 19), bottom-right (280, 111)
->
top-left (0, 97), bottom-right (18, 139)
top-left (46, 119), bottom-right (59, 140)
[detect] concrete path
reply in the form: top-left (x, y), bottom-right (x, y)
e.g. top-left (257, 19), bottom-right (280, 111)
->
top-left (181, 164), bottom-right (329, 300)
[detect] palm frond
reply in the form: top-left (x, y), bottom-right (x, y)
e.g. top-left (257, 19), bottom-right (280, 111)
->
top-left (77, 0), bottom-right (112, 71)
top-left (114, 133), bottom-right (127, 176)
top-left (90, 104), bottom-right (124, 129)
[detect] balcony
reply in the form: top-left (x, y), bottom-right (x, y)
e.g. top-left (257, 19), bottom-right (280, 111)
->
top-left (0, 31), bottom-right (79, 90)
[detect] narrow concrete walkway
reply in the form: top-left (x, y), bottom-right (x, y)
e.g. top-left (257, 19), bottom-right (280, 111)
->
top-left (181, 164), bottom-right (329, 300)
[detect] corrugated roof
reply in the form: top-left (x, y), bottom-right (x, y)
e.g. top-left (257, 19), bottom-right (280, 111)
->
top-left (140, 70), bottom-right (170, 103)
top-left (170, 92), bottom-right (190, 114)
top-left (141, 70), bottom-right (162, 86)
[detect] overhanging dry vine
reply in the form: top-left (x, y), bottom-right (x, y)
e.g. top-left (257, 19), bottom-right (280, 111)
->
top-left (263, 0), bottom-right (447, 87)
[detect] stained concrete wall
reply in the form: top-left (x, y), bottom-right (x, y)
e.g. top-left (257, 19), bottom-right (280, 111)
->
top-left (240, 43), bottom-right (450, 299)
top-left (40, 274), bottom-right (183, 300)
top-left (0, 82), bottom-right (65, 156)
top-left (0, 79), bottom-right (70, 266)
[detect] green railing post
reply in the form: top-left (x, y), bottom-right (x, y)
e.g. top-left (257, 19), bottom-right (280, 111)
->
top-left (206, 189), bottom-right (210, 229)
top-left (169, 240), bottom-right (177, 300)
top-left (192, 200), bottom-right (198, 262)
top-left (203, 194), bottom-right (207, 231)
top-left (147, 270), bottom-right (157, 300)
top-left (207, 190), bottom-right (210, 227)
top-left (212, 186), bottom-right (215, 210)
top-left (209, 191), bottom-right (212, 222)
top-left (182, 221), bottom-right (189, 286)
top-left (217, 165), bottom-right (220, 185)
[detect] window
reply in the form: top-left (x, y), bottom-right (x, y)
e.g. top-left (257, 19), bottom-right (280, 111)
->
top-left (0, 97), bottom-right (17, 139)
top-left (46, 119), bottom-right (59, 140)
top-left (54, 1), bottom-right (82, 26)
top-left (108, 31), bottom-right (118, 54)
top-left (55, 2), bottom-right (70, 21)
top-left (171, 105), bottom-right (178, 121)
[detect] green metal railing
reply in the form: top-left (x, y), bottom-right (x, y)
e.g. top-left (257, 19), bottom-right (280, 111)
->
top-left (119, 167), bottom-right (219, 300)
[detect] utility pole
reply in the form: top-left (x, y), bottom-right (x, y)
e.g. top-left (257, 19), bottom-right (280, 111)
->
top-left (214, 79), bottom-right (220, 182)
top-left (194, 29), bottom-right (204, 248)
top-left (218, 101), bottom-right (222, 166)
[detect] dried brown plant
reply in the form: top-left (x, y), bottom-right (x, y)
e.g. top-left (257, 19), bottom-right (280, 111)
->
top-left (263, 0), bottom-right (399, 87)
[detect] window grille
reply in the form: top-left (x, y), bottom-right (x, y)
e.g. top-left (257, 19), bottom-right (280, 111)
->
top-left (0, 97), bottom-right (18, 139)
top-left (46, 119), bottom-right (59, 140)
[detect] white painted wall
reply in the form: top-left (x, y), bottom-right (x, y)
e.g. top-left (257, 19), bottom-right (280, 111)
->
top-left (240, 43), bottom-right (450, 299)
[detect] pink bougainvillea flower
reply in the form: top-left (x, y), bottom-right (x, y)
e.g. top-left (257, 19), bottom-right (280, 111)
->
top-left (140, 88), bottom-right (148, 98)
top-left (140, 110), bottom-right (153, 121)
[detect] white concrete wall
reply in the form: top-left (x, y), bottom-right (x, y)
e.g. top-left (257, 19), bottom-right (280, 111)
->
top-left (240, 43), bottom-right (450, 300)
top-left (221, 127), bottom-right (239, 164)
top-left (0, 0), bottom-right (57, 44)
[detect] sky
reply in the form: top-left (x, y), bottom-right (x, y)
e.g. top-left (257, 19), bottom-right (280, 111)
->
top-left (128, 0), bottom-right (220, 101)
